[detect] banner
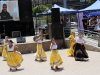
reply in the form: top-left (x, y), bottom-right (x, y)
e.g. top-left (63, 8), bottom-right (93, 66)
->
top-left (77, 13), bottom-right (84, 30)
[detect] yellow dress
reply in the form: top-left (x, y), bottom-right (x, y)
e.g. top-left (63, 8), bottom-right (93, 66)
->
top-left (35, 44), bottom-right (47, 60)
top-left (67, 35), bottom-right (76, 56)
top-left (6, 45), bottom-right (23, 68)
top-left (50, 50), bottom-right (63, 66)
top-left (2, 45), bottom-right (8, 60)
top-left (2, 40), bottom-right (9, 60)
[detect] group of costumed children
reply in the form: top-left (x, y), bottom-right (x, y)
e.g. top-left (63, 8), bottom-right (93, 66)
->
top-left (1, 33), bottom-right (88, 71)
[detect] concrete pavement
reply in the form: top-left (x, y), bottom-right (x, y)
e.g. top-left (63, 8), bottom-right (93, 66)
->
top-left (0, 49), bottom-right (100, 75)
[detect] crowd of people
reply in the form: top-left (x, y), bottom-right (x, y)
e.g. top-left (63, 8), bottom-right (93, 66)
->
top-left (82, 15), bottom-right (100, 31)
top-left (1, 32), bottom-right (89, 71)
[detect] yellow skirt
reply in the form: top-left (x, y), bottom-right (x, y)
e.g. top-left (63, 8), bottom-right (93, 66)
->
top-left (35, 44), bottom-right (47, 60)
top-left (2, 45), bottom-right (8, 59)
top-left (67, 42), bottom-right (75, 56)
top-left (6, 51), bottom-right (23, 68)
top-left (50, 50), bottom-right (63, 66)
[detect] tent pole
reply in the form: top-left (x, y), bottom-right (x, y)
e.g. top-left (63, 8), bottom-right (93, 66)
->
top-left (36, 16), bottom-right (37, 35)
top-left (47, 15), bottom-right (48, 25)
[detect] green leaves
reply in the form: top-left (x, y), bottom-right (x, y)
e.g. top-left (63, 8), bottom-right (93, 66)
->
top-left (88, 0), bottom-right (96, 4)
top-left (45, 4), bottom-right (53, 9)
top-left (32, 4), bottom-right (53, 17)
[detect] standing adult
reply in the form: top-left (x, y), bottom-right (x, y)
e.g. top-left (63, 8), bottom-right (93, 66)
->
top-left (73, 33), bottom-right (89, 61)
top-left (35, 34), bottom-right (47, 61)
top-left (87, 15), bottom-right (91, 26)
top-left (65, 18), bottom-right (70, 27)
top-left (65, 18), bottom-right (70, 37)
top-left (50, 38), bottom-right (63, 70)
top-left (88, 15), bottom-right (91, 20)
top-left (94, 16), bottom-right (100, 31)
top-left (89, 15), bottom-right (97, 26)
top-left (67, 32), bottom-right (76, 56)
top-left (82, 15), bottom-right (88, 30)
top-left (1, 36), bottom-right (9, 61)
top-left (5, 40), bottom-right (23, 70)
top-left (89, 15), bottom-right (97, 31)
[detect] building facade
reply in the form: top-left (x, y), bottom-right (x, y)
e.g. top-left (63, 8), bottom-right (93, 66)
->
top-left (32, 0), bottom-right (89, 9)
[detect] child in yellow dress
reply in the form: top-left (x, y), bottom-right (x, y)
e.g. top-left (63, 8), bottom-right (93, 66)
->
top-left (50, 38), bottom-right (63, 70)
top-left (1, 36), bottom-right (9, 61)
top-left (67, 32), bottom-right (76, 56)
top-left (5, 40), bottom-right (23, 71)
top-left (35, 35), bottom-right (47, 61)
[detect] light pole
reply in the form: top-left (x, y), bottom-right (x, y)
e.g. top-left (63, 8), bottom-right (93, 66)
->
top-left (63, 0), bottom-right (67, 8)
top-left (63, 0), bottom-right (67, 26)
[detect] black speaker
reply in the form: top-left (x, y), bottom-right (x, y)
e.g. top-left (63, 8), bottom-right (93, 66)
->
top-left (51, 8), bottom-right (60, 24)
top-left (12, 31), bottom-right (21, 38)
top-left (21, 21), bottom-right (35, 36)
top-left (18, 0), bottom-right (33, 22)
top-left (51, 24), bottom-right (63, 39)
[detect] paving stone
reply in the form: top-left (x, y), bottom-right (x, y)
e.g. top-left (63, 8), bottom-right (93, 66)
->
top-left (0, 49), bottom-right (100, 75)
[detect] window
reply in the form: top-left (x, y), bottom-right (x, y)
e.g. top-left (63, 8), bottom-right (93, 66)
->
top-left (58, 0), bottom-right (63, 3)
top-left (48, 0), bottom-right (52, 4)
top-left (32, 0), bottom-right (38, 5)
top-left (52, 0), bottom-right (57, 3)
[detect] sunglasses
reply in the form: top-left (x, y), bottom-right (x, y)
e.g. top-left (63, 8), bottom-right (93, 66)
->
top-left (3, 7), bottom-right (7, 8)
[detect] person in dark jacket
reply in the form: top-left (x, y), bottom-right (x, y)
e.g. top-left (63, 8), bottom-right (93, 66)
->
top-left (82, 15), bottom-right (88, 30)
top-left (0, 4), bottom-right (13, 20)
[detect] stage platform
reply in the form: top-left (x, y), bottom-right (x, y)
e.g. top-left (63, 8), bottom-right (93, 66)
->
top-left (0, 36), bottom-right (100, 56)
top-left (0, 36), bottom-right (65, 54)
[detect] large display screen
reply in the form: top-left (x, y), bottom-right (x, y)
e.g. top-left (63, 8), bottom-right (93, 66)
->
top-left (0, 0), bottom-right (19, 21)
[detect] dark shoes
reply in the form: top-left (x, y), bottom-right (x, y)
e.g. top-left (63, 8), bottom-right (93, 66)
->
top-left (56, 66), bottom-right (59, 70)
top-left (35, 59), bottom-right (37, 61)
top-left (10, 68), bottom-right (12, 71)
top-left (16, 68), bottom-right (17, 70)
top-left (51, 67), bottom-right (54, 70)
top-left (35, 59), bottom-right (44, 61)
top-left (51, 66), bottom-right (59, 70)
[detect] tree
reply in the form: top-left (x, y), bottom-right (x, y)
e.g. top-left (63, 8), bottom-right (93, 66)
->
top-left (32, 4), bottom-right (53, 17)
top-left (88, 0), bottom-right (96, 4)
top-left (45, 4), bottom-right (53, 9)
top-left (32, 5), bottom-right (47, 17)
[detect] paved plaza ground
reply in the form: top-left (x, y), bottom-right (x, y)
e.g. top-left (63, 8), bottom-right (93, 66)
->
top-left (0, 49), bottom-right (100, 75)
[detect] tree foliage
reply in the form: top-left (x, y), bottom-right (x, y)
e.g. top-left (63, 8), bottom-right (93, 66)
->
top-left (32, 4), bottom-right (53, 17)
top-left (45, 4), bottom-right (53, 9)
top-left (32, 5), bottom-right (46, 17)
top-left (88, 0), bottom-right (96, 4)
